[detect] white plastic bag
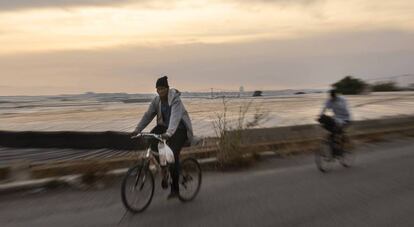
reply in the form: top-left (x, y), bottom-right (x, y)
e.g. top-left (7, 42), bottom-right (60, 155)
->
top-left (158, 141), bottom-right (175, 166)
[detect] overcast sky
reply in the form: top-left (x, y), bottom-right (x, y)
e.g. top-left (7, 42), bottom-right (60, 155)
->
top-left (0, 0), bottom-right (413, 95)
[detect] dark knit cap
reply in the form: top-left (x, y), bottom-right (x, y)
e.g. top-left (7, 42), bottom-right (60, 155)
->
top-left (156, 76), bottom-right (169, 88)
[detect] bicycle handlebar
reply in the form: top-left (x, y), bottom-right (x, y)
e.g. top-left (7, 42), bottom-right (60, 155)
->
top-left (131, 132), bottom-right (163, 141)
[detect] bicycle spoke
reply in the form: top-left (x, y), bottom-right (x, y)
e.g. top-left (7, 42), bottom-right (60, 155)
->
top-left (134, 168), bottom-right (143, 188)
top-left (139, 175), bottom-right (147, 191)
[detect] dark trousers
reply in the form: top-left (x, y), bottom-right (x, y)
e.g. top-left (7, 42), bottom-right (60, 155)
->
top-left (150, 125), bottom-right (188, 192)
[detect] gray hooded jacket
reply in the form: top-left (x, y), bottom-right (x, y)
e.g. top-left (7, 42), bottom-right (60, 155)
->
top-left (321, 96), bottom-right (351, 122)
top-left (135, 88), bottom-right (194, 144)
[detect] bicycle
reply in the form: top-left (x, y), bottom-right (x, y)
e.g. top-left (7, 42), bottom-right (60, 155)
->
top-left (315, 116), bottom-right (355, 172)
top-left (121, 133), bottom-right (202, 213)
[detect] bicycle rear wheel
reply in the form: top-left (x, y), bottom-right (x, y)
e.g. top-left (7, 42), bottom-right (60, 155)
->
top-left (178, 158), bottom-right (202, 202)
top-left (121, 164), bottom-right (154, 213)
top-left (315, 140), bottom-right (334, 173)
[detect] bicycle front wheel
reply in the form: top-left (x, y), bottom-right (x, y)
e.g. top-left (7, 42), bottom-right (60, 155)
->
top-left (178, 158), bottom-right (202, 202)
top-left (121, 164), bottom-right (154, 213)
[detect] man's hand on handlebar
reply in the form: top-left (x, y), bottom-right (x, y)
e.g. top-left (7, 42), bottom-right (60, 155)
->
top-left (130, 131), bottom-right (141, 139)
top-left (161, 133), bottom-right (170, 140)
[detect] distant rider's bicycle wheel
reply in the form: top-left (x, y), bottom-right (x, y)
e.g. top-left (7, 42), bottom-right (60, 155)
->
top-left (339, 138), bottom-right (355, 168)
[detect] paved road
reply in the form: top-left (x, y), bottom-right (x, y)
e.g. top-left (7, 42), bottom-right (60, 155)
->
top-left (1, 139), bottom-right (413, 227)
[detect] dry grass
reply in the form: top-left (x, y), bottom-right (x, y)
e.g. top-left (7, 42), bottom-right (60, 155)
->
top-left (213, 98), bottom-right (269, 169)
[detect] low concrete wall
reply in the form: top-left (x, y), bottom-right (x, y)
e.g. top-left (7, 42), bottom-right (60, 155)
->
top-left (0, 131), bottom-right (146, 150)
top-left (2, 116), bottom-right (412, 150)
top-left (22, 127), bottom-right (414, 180)
top-left (30, 121), bottom-right (414, 179)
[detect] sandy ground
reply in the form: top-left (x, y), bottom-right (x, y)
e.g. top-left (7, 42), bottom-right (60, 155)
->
top-left (1, 92), bottom-right (413, 137)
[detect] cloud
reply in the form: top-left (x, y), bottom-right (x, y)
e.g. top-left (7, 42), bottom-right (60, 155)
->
top-left (0, 0), bottom-right (327, 54)
top-left (0, 0), bottom-right (322, 12)
top-left (1, 29), bottom-right (413, 95)
top-left (1, 0), bottom-right (413, 56)
top-left (230, 0), bottom-right (321, 5)
top-left (0, 0), bottom-right (157, 11)
top-left (225, 0), bottom-right (324, 11)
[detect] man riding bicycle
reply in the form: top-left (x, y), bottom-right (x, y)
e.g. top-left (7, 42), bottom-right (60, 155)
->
top-left (319, 89), bottom-right (351, 154)
top-left (320, 89), bottom-right (351, 130)
top-left (132, 76), bottom-right (194, 199)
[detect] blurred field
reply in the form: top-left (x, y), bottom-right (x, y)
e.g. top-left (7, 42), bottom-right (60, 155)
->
top-left (0, 92), bottom-right (413, 137)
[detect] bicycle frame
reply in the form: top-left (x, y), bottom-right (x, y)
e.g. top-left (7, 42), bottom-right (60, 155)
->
top-left (143, 147), bottom-right (162, 173)
top-left (330, 129), bottom-right (348, 147)
top-left (132, 133), bottom-right (168, 175)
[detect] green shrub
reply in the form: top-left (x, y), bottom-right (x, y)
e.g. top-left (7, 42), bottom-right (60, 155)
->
top-left (333, 76), bottom-right (368, 95)
top-left (371, 82), bottom-right (400, 92)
